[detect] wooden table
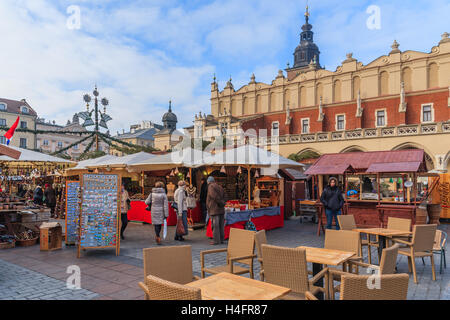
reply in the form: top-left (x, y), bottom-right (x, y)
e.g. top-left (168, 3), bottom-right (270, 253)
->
top-left (353, 228), bottom-right (412, 260)
top-left (296, 246), bottom-right (355, 300)
top-left (186, 272), bottom-right (291, 300)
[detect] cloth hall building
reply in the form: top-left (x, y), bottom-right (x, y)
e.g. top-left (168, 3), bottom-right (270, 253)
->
top-left (185, 8), bottom-right (450, 172)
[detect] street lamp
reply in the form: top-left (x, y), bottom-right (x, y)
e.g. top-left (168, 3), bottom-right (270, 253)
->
top-left (78, 86), bottom-right (112, 151)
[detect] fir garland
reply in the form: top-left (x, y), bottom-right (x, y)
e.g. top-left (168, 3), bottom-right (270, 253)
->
top-left (0, 126), bottom-right (93, 136)
top-left (51, 132), bottom-right (95, 155)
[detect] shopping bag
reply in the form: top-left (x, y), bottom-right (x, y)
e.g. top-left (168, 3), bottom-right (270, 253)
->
top-left (163, 219), bottom-right (167, 239)
top-left (176, 216), bottom-right (185, 235)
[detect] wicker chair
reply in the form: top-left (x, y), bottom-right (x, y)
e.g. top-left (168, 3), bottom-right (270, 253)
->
top-left (142, 246), bottom-right (199, 299)
top-left (386, 217), bottom-right (412, 246)
top-left (324, 229), bottom-right (362, 271)
top-left (260, 244), bottom-right (328, 300)
top-left (337, 215), bottom-right (378, 264)
top-left (339, 273), bottom-right (409, 300)
top-left (432, 230), bottom-right (447, 274)
top-left (393, 224), bottom-right (437, 284)
top-left (200, 228), bottom-right (256, 279)
top-left (254, 230), bottom-right (267, 280)
top-left (138, 275), bottom-right (201, 300)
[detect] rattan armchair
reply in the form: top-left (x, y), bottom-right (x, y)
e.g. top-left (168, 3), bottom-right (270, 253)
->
top-left (386, 217), bottom-right (412, 246)
top-left (254, 230), bottom-right (267, 280)
top-left (305, 272), bottom-right (409, 300)
top-left (138, 275), bottom-right (201, 300)
top-left (260, 244), bottom-right (329, 300)
top-left (324, 229), bottom-right (362, 272)
top-left (337, 215), bottom-right (378, 264)
top-left (142, 246), bottom-right (199, 299)
top-left (200, 228), bottom-right (256, 279)
top-left (392, 224), bottom-right (437, 284)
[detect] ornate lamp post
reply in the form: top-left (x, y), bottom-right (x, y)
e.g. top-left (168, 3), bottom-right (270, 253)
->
top-left (78, 86), bottom-right (112, 151)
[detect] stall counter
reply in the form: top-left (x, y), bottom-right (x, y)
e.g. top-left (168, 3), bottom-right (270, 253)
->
top-left (206, 206), bottom-right (284, 239)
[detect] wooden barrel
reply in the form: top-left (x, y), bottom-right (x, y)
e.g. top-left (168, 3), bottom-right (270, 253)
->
top-left (427, 204), bottom-right (441, 225)
top-left (415, 206), bottom-right (428, 225)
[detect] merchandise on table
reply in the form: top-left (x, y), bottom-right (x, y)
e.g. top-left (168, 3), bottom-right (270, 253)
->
top-left (80, 174), bottom-right (119, 248)
top-left (65, 181), bottom-right (80, 245)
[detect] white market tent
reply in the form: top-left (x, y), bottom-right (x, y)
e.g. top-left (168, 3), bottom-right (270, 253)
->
top-left (196, 144), bottom-right (304, 169)
top-left (129, 147), bottom-right (210, 171)
top-left (0, 145), bottom-right (75, 164)
top-left (67, 154), bottom-right (118, 171)
top-left (193, 145), bottom-right (304, 206)
top-left (85, 151), bottom-right (156, 169)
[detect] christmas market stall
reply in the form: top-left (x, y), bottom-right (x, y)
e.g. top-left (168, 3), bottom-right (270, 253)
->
top-left (0, 146), bottom-right (75, 249)
top-left (304, 149), bottom-right (440, 235)
top-left (128, 148), bottom-right (211, 228)
top-left (195, 145), bottom-right (304, 239)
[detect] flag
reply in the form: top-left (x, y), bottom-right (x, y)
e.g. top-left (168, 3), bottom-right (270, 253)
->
top-left (4, 116), bottom-right (20, 145)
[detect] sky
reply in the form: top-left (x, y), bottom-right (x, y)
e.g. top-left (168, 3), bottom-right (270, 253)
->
top-left (0, 0), bottom-right (448, 134)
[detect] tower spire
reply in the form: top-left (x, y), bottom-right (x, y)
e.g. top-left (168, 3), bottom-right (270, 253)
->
top-left (305, 2), bottom-right (310, 24)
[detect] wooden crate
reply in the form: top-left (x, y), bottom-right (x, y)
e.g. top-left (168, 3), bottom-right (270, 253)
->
top-left (40, 222), bottom-right (62, 251)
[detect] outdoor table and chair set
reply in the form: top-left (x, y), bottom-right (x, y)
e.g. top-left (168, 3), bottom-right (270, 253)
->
top-left (138, 217), bottom-right (446, 300)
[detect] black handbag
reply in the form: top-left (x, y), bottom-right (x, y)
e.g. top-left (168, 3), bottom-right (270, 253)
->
top-left (145, 193), bottom-right (152, 211)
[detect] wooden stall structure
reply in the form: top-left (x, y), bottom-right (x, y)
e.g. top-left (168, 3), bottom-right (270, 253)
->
top-left (305, 149), bottom-right (439, 235)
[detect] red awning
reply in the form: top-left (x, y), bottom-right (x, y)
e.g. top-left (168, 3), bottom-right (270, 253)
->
top-left (366, 161), bottom-right (423, 173)
top-left (304, 164), bottom-right (354, 175)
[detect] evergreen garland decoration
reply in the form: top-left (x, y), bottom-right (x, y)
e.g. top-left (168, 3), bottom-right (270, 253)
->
top-left (0, 126), bottom-right (94, 136)
top-left (51, 132), bottom-right (95, 155)
top-left (78, 136), bottom-right (96, 159)
top-left (97, 131), bottom-right (157, 152)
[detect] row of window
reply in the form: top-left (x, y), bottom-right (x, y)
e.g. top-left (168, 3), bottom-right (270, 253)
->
top-left (0, 119), bottom-right (28, 128)
top-left (271, 104), bottom-right (434, 135)
top-left (0, 103), bottom-right (30, 114)
top-left (0, 136), bottom-right (27, 148)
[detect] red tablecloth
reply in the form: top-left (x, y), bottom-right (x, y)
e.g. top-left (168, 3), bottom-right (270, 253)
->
top-left (206, 206), bottom-right (284, 239)
top-left (127, 200), bottom-right (178, 226)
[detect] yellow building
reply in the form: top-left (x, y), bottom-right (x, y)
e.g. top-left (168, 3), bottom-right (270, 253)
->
top-left (0, 98), bottom-right (37, 149)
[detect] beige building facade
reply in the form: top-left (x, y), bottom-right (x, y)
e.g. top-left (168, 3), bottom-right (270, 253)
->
top-left (0, 98), bottom-right (37, 149)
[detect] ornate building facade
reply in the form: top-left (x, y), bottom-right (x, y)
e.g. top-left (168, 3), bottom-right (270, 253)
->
top-left (188, 8), bottom-right (450, 172)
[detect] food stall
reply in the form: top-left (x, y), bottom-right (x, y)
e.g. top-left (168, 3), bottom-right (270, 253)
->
top-left (197, 145), bottom-right (304, 239)
top-left (305, 149), bottom-right (439, 235)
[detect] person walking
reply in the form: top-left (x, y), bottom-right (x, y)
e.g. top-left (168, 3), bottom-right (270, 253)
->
top-left (320, 177), bottom-right (344, 230)
top-left (120, 184), bottom-right (131, 240)
top-left (174, 180), bottom-right (189, 241)
top-left (199, 177), bottom-right (208, 224)
top-left (145, 181), bottom-right (169, 245)
top-left (33, 185), bottom-right (44, 206)
top-left (44, 184), bottom-right (57, 218)
top-left (206, 176), bottom-right (226, 245)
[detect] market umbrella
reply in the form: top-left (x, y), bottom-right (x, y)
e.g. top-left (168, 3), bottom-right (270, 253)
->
top-left (0, 146), bottom-right (75, 164)
top-left (195, 145), bottom-right (304, 207)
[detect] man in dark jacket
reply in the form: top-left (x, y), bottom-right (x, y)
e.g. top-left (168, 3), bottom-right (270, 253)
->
top-left (33, 185), bottom-right (44, 206)
top-left (44, 184), bottom-right (57, 218)
top-left (320, 177), bottom-right (344, 230)
top-left (206, 176), bottom-right (226, 245)
top-left (200, 178), bottom-right (208, 224)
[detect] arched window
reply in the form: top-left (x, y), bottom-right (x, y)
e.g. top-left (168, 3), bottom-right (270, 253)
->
top-left (284, 89), bottom-right (290, 110)
top-left (256, 95), bottom-right (262, 113)
top-left (300, 86), bottom-right (307, 107)
top-left (379, 71), bottom-right (389, 95)
top-left (352, 76), bottom-right (361, 100)
top-left (315, 83), bottom-right (323, 105)
top-left (333, 80), bottom-right (342, 103)
top-left (21, 106), bottom-right (29, 114)
top-left (270, 92), bottom-right (276, 112)
top-left (402, 67), bottom-right (412, 91)
top-left (0, 103), bottom-right (6, 111)
top-left (428, 63), bottom-right (439, 88)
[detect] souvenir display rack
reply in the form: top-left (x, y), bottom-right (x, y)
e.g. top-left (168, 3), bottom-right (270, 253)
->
top-left (65, 181), bottom-right (80, 245)
top-left (77, 174), bottom-right (120, 258)
top-left (256, 176), bottom-right (281, 207)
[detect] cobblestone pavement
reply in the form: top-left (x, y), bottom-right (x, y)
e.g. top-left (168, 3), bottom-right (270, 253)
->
top-left (0, 218), bottom-right (448, 300)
